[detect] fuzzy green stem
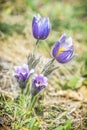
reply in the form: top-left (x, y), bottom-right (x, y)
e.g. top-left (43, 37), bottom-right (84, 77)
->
top-left (51, 58), bottom-right (55, 63)
top-left (21, 88), bottom-right (24, 94)
top-left (33, 39), bottom-right (39, 55)
top-left (29, 94), bottom-right (38, 111)
top-left (25, 94), bottom-right (39, 117)
top-left (24, 80), bottom-right (30, 95)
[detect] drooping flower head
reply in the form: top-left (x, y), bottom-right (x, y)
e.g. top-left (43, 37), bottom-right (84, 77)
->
top-left (52, 33), bottom-right (74, 63)
top-left (31, 74), bottom-right (48, 96)
top-left (32, 14), bottom-right (51, 40)
top-left (14, 64), bottom-right (34, 81)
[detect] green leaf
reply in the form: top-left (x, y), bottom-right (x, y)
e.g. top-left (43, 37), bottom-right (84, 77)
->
top-left (54, 119), bottom-right (71, 130)
top-left (54, 126), bottom-right (64, 130)
top-left (64, 119), bottom-right (71, 130)
top-left (67, 72), bottom-right (81, 89)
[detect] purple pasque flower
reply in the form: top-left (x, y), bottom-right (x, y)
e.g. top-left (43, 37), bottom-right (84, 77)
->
top-left (52, 33), bottom-right (74, 63)
top-left (14, 64), bottom-right (34, 81)
top-left (32, 14), bottom-right (51, 40)
top-left (31, 74), bottom-right (48, 96)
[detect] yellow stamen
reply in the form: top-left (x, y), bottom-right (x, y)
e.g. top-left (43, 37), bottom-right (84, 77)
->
top-left (55, 47), bottom-right (65, 56)
top-left (58, 47), bottom-right (65, 54)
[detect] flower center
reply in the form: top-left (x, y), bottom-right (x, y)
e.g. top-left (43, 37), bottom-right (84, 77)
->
top-left (55, 47), bottom-right (66, 57)
top-left (58, 47), bottom-right (65, 54)
top-left (37, 81), bottom-right (42, 86)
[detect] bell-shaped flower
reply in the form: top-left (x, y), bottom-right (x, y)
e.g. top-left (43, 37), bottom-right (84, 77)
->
top-left (31, 74), bottom-right (48, 96)
top-left (32, 14), bottom-right (51, 40)
top-left (52, 33), bottom-right (74, 63)
top-left (14, 64), bottom-right (34, 89)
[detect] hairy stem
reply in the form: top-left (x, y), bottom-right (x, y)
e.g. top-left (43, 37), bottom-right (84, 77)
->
top-left (33, 39), bottom-right (39, 55)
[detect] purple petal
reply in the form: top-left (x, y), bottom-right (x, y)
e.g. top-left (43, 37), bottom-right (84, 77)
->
top-left (59, 33), bottom-right (66, 44)
top-left (21, 65), bottom-right (29, 73)
top-left (39, 17), bottom-right (50, 39)
top-left (32, 17), bottom-right (39, 39)
top-left (52, 41), bottom-right (60, 57)
top-left (69, 45), bottom-right (74, 51)
top-left (56, 50), bottom-right (73, 63)
top-left (14, 66), bottom-right (21, 73)
top-left (63, 37), bottom-right (73, 49)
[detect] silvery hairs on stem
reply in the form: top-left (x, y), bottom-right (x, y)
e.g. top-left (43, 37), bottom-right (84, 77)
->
top-left (27, 53), bottom-right (41, 70)
top-left (41, 58), bottom-right (59, 77)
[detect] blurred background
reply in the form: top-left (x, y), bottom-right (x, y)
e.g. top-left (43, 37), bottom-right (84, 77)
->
top-left (0, 0), bottom-right (87, 89)
top-left (0, 1), bottom-right (87, 129)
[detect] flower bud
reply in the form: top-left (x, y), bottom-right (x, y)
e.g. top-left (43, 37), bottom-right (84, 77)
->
top-left (14, 64), bottom-right (34, 89)
top-left (32, 14), bottom-right (51, 40)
